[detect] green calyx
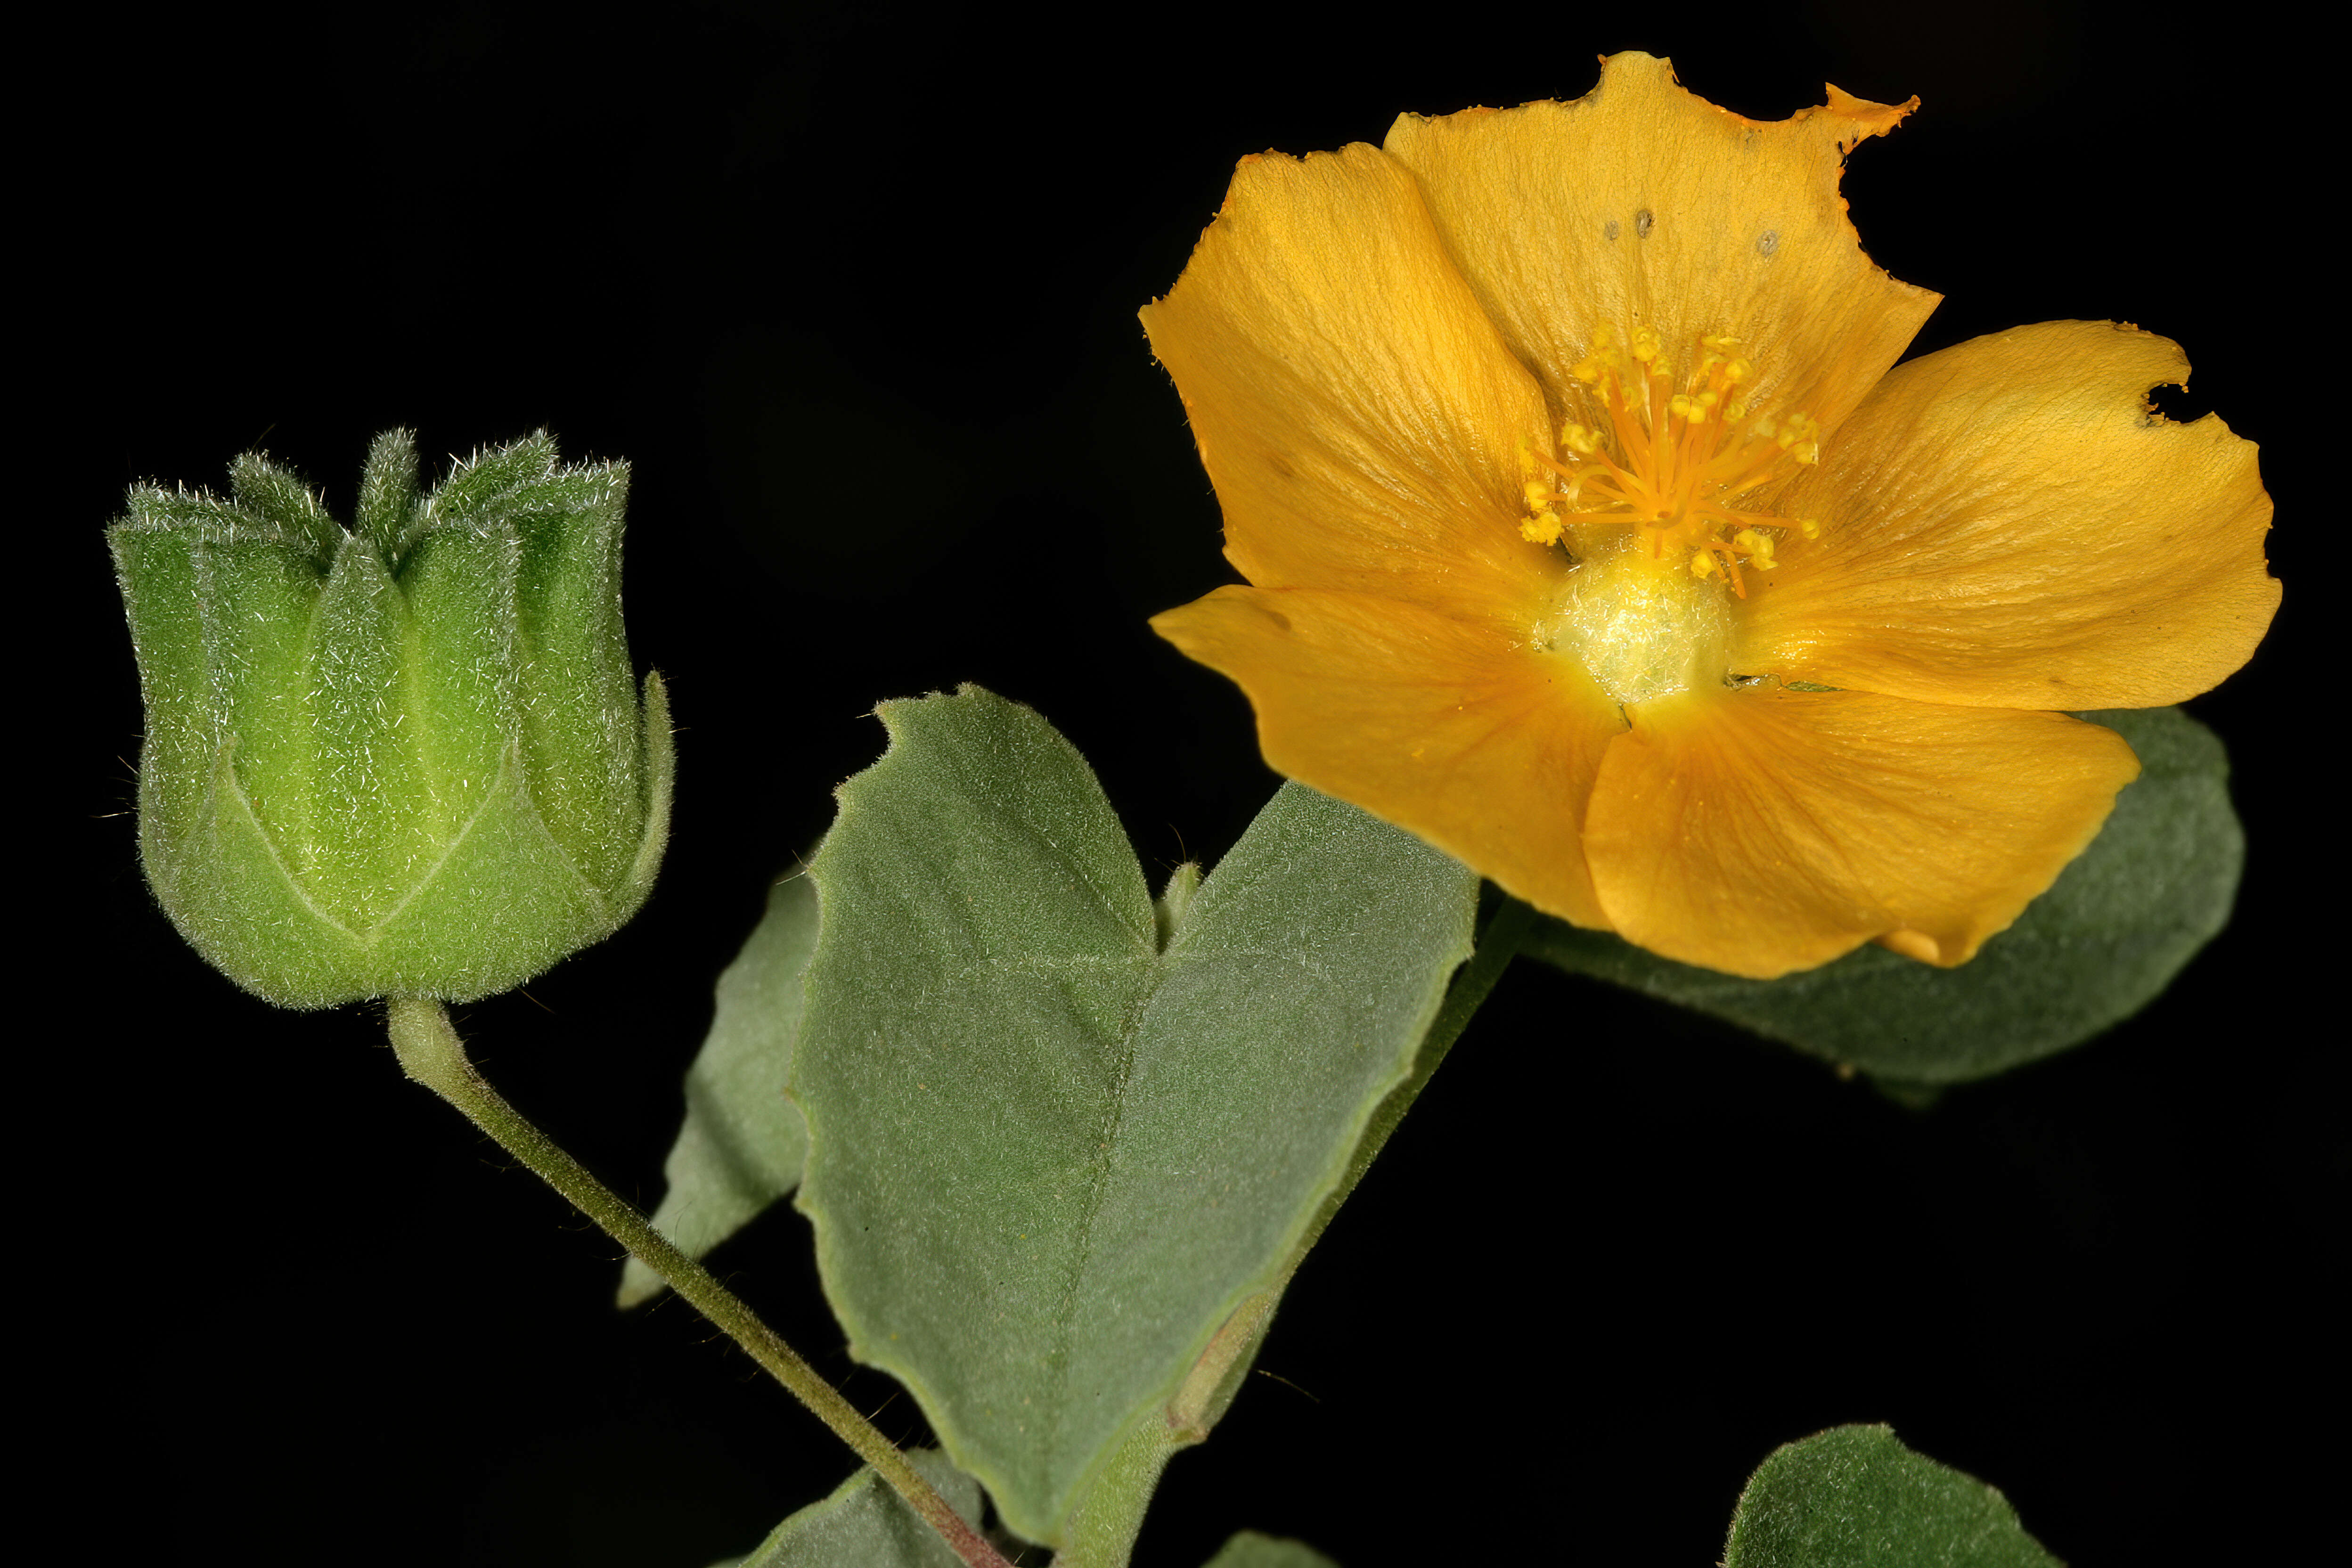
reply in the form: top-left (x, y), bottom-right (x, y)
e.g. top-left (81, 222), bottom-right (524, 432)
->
top-left (109, 429), bottom-right (674, 1009)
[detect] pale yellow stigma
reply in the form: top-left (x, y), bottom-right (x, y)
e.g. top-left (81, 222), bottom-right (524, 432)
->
top-left (1518, 329), bottom-right (1824, 597)
top-left (1544, 531), bottom-right (1733, 706)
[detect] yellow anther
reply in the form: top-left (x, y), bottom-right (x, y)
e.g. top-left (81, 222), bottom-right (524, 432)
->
top-left (1776, 414), bottom-right (1822, 464)
top-left (1774, 413), bottom-right (1821, 449)
top-left (1532, 328), bottom-right (1821, 584)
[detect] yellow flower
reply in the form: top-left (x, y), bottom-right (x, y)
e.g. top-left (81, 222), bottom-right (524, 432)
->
top-left (1144, 52), bottom-right (2277, 980)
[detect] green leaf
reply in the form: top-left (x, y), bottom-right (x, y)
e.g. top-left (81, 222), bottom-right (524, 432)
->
top-left (792, 687), bottom-right (1478, 1549)
top-left (711, 1449), bottom-right (986, 1568)
top-left (1724, 1425), bottom-right (2062, 1568)
top-left (621, 871), bottom-right (818, 1307)
top-left (1526, 707), bottom-right (2239, 1085)
top-left (1200, 1531), bottom-right (1341, 1568)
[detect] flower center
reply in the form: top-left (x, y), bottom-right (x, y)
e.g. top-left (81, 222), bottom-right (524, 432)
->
top-left (1518, 329), bottom-right (1828, 704)
top-left (1517, 328), bottom-right (1821, 598)
top-left (1545, 532), bottom-right (1734, 706)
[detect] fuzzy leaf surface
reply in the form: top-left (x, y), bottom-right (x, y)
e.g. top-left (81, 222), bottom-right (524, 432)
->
top-left (622, 871), bottom-right (818, 1306)
top-left (1724, 1425), bottom-right (2061, 1568)
top-left (793, 687), bottom-right (1477, 1546)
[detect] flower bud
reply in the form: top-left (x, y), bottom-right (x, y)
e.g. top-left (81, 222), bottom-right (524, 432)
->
top-left (109, 430), bottom-right (674, 1008)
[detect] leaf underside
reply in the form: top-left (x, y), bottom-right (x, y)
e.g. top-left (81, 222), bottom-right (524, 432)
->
top-left (1527, 707), bottom-right (2239, 1086)
top-left (621, 870), bottom-right (819, 1306)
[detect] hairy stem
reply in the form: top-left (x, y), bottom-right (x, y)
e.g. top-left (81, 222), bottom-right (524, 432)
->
top-left (384, 996), bottom-right (1013, 1568)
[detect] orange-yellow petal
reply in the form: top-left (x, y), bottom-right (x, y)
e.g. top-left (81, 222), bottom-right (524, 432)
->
top-left (1738, 320), bottom-right (2278, 708)
top-left (1380, 53), bottom-right (1939, 441)
top-left (1583, 686), bottom-right (2140, 979)
top-left (1152, 584), bottom-right (1623, 929)
top-left (1140, 141), bottom-right (1560, 620)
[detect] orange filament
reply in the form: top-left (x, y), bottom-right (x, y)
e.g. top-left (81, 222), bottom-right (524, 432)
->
top-left (1519, 330), bottom-right (1823, 596)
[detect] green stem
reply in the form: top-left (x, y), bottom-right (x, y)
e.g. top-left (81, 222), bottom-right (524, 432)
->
top-left (384, 996), bottom-right (1013, 1568)
top-left (1297, 892), bottom-right (1534, 1257)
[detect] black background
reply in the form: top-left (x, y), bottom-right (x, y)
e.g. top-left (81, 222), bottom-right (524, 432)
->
top-left (35, 2), bottom-right (2331, 1564)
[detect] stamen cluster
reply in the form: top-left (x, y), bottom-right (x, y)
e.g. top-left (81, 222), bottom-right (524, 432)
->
top-left (1519, 329), bottom-right (1822, 596)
